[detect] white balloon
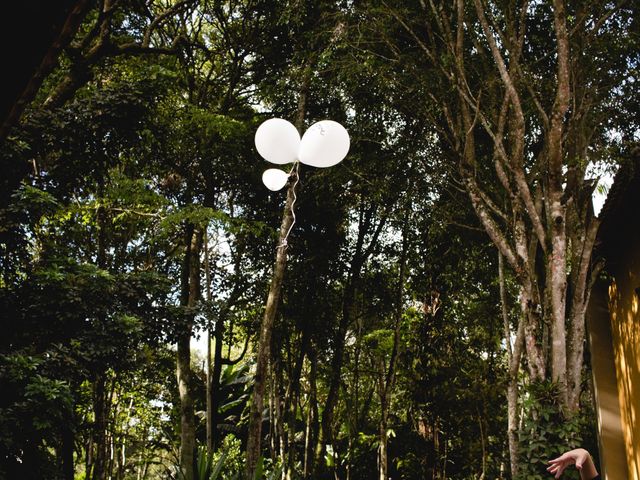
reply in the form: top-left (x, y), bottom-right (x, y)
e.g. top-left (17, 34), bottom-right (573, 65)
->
top-left (262, 168), bottom-right (289, 191)
top-left (299, 120), bottom-right (350, 168)
top-left (255, 118), bottom-right (300, 165)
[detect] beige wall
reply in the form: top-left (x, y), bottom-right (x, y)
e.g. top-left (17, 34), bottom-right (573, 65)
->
top-left (608, 244), bottom-right (640, 480)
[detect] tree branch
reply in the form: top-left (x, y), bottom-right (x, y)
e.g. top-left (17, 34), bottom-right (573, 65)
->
top-left (473, 0), bottom-right (547, 252)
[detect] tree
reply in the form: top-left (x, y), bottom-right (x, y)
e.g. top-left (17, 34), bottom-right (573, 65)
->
top-left (355, 0), bottom-right (636, 474)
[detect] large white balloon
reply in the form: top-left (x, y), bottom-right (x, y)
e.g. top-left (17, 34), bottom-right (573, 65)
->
top-left (298, 120), bottom-right (350, 168)
top-left (255, 118), bottom-right (300, 165)
top-left (262, 168), bottom-right (289, 191)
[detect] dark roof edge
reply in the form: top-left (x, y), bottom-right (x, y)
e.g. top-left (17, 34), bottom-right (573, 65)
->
top-left (596, 147), bottom-right (640, 257)
top-left (598, 149), bottom-right (640, 224)
top-left (0, 0), bottom-right (91, 141)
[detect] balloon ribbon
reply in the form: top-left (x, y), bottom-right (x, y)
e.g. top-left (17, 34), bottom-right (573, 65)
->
top-left (277, 161), bottom-right (300, 250)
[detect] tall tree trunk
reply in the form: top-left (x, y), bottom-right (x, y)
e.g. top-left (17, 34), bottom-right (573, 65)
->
top-left (477, 408), bottom-right (487, 480)
top-left (204, 228), bottom-right (213, 452)
top-left (85, 434), bottom-right (94, 479)
top-left (349, 312), bottom-right (364, 466)
top-left (117, 396), bottom-right (134, 480)
top-left (245, 173), bottom-right (298, 478)
top-left (274, 361), bottom-right (287, 465)
top-left (567, 217), bottom-right (601, 410)
top-left (285, 331), bottom-right (308, 479)
top-left (499, 251), bottom-right (526, 478)
top-left (176, 224), bottom-right (201, 480)
top-left (60, 420), bottom-right (74, 480)
top-left (106, 379), bottom-right (117, 480)
top-left (92, 372), bottom-right (107, 480)
top-left (210, 313), bottom-right (226, 450)
top-left (303, 346), bottom-right (318, 479)
top-left (378, 403), bottom-right (389, 480)
top-left (245, 69), bottom-right (309, 479)
top-left (268, 366), bottom-right (278, 461)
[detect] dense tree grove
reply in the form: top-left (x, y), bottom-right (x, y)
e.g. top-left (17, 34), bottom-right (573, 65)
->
top-left (1, 1), bottom-right (637, 479)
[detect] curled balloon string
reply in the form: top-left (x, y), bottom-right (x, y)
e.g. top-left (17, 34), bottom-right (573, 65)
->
top-left (277, 162), bottom-right (300, 250)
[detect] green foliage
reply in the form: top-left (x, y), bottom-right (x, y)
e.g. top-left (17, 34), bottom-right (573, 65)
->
top-left (363, 328), bottom-right (394, 354)
top-left (253, 456), bottom-right (284, 480)
top-left (218, 363), bottom-right (252, 420)
top-left (183, 107), bottom-right (249, 143)
top-left (211, 434), bottom-right (244, 480)
top-left (516, 381), bottom-right (596, 480)
top-left (189, 445), bottom-right (227, 480)
top-left (159, 205), bottom-right (231, 235)
top-left (0, 354), bottom-right (74, 479)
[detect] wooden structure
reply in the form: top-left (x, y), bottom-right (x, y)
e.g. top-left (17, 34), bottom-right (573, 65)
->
top-left (588, 153), bottom-right (640, 480)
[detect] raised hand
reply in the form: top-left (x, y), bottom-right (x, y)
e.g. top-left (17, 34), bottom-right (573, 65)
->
top-left (547, 448), bottom-right (598, 479)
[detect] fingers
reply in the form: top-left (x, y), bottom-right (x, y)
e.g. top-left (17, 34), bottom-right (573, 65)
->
top-left (547, 463), bottom-right (566, 479)
top-left (547, 449), bottom-right (591, 478)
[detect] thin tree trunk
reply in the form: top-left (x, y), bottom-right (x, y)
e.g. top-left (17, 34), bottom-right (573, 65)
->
top-left (177, 322), bottom-right (195, 480)
top-left (60, 418), bottom-right (74, 480)
top-left (136, 451), bottom-right (143, 480)
top-left (477, 409), bottom-right (486, 480)
top-left (205, 228), bottom-right (213, 452)
top-left (499, 251), bottom-right (524, 478)
top-left (269, 368), bottom-right (277, 460)
top-left (506, 361), bottom-right (521, 478)
top-left (176, 224), bottom-right (201, 480)
top-left (433, 419), bottom-right (440, 480)
top-left (567, 219), bottom-right (601, 410)
top-left (274, 362), bottom-right (287, 466)
top-left (378, 401), bottom-right (389, 480)
top-left (92, 373), bottom-right (107, 480)
top-left (117, 396), bottom-right (134, 480)
top-left (303, 347), bottom-right (319, 478)
top-left (545, 0), bottom-right (572, 411)
top-left (285, 343), bottom-right (306, 479)
top-left (108, 426), bottom-right (115, 479)
top-left (210, 310), bottom-right (225, 450)
top-left (106, 378), bottom-right (118, 480)
top-left (208, 289), bottom-right (246, 450)
top-left (86, 434), bottom-right (94, 480)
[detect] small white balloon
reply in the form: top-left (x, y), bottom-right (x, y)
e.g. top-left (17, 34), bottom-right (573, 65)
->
top-left (262, 168), bottom-right (289, 191)
top-left (255, 118), bottom-right (300, 165)
top-left (299, 120), bottom-right (350, 168)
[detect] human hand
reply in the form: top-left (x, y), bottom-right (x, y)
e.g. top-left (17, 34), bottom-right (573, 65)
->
top-left (547, 448), bottom-right (598, 479)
